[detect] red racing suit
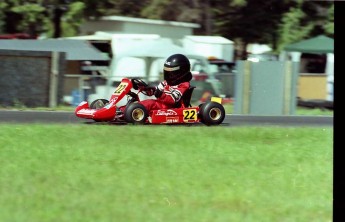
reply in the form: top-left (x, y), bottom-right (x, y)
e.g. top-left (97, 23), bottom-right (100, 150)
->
top-left (139, 80), bottom-right (190, 112)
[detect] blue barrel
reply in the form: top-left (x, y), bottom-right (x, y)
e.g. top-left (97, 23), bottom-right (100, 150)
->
top-left (71, 89), bottom-right (81, 106)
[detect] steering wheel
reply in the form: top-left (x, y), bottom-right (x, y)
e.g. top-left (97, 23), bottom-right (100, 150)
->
top-left (131, 78), bottom-right (148, 90)
top-left (131, 78), bottom-right (155, 96)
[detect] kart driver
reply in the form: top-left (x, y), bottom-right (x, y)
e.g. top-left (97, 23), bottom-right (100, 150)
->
top-left (139, 53), bottom-right (193, 112)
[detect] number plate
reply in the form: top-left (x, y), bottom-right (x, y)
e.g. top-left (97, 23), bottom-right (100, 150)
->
top-left (114, 83), bottom-right (128, 95)
top-left (183, 109), bottom-right (197, 122)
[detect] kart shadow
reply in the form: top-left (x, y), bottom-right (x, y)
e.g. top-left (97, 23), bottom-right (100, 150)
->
top-left (82, 121), bottom-right (230, 127)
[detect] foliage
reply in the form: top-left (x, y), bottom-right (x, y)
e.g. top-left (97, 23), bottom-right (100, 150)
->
top-left (276, 0), bottom-right (334, 53)
top-left (142, 0), bottom-right (201, 22)
top-left (276, 2), bottom-right (313, 53)
top-left (213, 0), bottom-right (292, 57)
top-left (0, 1), bottom-right (8, 33)
top-left (1, 0), bottom-right (47, 37)
top-left (0, 0), bottom-right (334, 54)
top-left (57, 1), bottom-right (85, 37)
top-left (81, 0), bottom-right (150, 19)
top-left (300, 0), bottom-right (334, 37)
top-left (324, 4), bottom-right (334, 36)
top-left (0, 0), bottom-right (85, 38)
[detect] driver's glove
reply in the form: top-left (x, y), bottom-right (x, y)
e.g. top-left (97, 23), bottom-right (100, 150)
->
top-left (155, 82), bottom-right (165, 98)
top-left (145, 86), bottom-right (156, 97)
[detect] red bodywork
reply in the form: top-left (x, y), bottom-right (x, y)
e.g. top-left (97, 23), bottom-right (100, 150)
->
top-left (75, 78), bottom-right (201, 124)
top-left (75, 78), bottom-right (132, 121)
top-left (150, 107), bottom-right (200, 124)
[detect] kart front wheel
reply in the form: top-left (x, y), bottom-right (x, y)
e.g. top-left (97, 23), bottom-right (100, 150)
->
top-left (199, 101), bottom-right (225, 126)
top-left (124, 103), bottom-right (148, 124)
top-left (90, 99), bottom-right (109, 109)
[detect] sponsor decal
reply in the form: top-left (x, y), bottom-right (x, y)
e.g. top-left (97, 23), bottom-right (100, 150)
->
top-left (156, 109), bottom-right (177, 116)
top-left (77, 109), bottom-right (96, 115)
top-left (110, 97), bottom-right (118, 103)
top-left (166, 117), bottom-right (179, 123)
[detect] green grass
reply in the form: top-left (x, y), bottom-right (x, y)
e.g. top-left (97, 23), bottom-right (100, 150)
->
top-left (0, 124), bottom-right (333, 222)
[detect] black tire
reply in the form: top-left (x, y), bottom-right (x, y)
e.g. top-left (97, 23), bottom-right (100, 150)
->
top-left (198, 103), bottom-right (206, 122)
top-left (124, 103), bottom-right (148, 124)
top-left (199, 101), bottom-right (225, 126)
top-left (90, 99), bottom-right (109, 109)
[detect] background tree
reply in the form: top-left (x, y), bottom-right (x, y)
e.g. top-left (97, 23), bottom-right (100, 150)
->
top-left (0, 1), bottom-right (8, 33)
top-left (0, 0), bottom-right (334, 55)
top-left (213, 0), bottom-right (294, 59)
top-left (43, 1), bottom-right (85, 37)
top-left (276, 1), bottom-right (313, 53)
top-left (276, 0), bottom-right (333, 52)
top-left (1, 0), bottom-right (48, 38)
top-left (324, 3), bottom-right (334, 37)
top-left (42, 0), bottom-right (85, 38)
top-left (0, 0), bottom-right (86, 38)
top-left (300, 0), bottom-right (333, 37)
top-left (141, 0), bottom-right (206, 33)
top-left (82, 0), bottom-right (150, 19)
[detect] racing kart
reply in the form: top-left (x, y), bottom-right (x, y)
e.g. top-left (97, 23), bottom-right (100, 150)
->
top-left (75, 78), bottom-right (226, 126)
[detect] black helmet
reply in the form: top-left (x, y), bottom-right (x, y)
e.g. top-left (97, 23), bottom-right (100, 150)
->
top-left (163, 54), bottom-right (192, 85)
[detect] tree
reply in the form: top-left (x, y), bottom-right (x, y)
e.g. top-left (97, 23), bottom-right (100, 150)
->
top-left (213, 0), bottom-right (293, 59)
top-left (141, 0), bottom-right (211, 34)
top-left (300, 0), bottom-right (333, 37)
top-left (81, 0), bottom-right (150, 19)
top-left (324, 4), bottom-right (334, 36)
top-left (0, 1), bottom-right (8, 33)
top-left (276, 2), bottom-right (313, 52)
top-left (0, 0), bottom-right (333, 46)
top-left (0, 0), bottom-right (85, 38)
top-left (42, 0), bottom-right (85, 38)
top-left (1, 0), bottom-right (48, 38)
top-left (276, 0), bottom-right (333, 52)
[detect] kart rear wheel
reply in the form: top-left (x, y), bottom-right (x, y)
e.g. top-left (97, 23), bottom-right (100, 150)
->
top-left (90, 99), bottom-right (109, 109)
top-left (124, 102), bottom-right (148, 124)
top-left (198, 103), bottom-right (205, 122)
top-left (199, 101), bottom-right (225, 126)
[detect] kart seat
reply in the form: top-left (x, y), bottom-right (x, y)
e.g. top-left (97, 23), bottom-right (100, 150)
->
top-left (177, 86), bottom-right (196, 108)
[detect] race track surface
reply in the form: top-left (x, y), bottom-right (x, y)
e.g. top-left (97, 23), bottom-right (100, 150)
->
top-left (0, 110), bottom-right (333, 127)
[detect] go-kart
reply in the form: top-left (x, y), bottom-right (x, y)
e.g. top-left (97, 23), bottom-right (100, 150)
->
top-left (75, 78), bottom-right (226, 126)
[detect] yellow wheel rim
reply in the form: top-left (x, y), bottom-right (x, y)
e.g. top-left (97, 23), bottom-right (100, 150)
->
top-left (132, 108), bottom-right (144, 121)
top-left (209, 108), bottom-right (222, 121)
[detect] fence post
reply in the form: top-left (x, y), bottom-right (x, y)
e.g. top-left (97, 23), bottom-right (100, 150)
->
top-left (49, 51), bottom-right (59, 108)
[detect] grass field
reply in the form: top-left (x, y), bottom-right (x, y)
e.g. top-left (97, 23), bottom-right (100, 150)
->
top-left (0, 124), bottom-right (333, 222)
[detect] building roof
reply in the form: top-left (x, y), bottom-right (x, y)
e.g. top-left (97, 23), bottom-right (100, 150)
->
top-left (184, 35), bottom-right (234, 44)
top-left (0, 39), bottom-right (109, 61)
top-left (97, 15), bottom-right (201, 28)
top-left (284, 35), bottom-right (334, 54)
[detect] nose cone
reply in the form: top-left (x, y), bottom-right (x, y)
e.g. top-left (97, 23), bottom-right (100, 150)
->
top-left (92, 106), bottom-right (116, 121)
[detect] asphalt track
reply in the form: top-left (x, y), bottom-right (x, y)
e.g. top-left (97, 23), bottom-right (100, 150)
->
top-left (0, 110), bottom-right (333, 127)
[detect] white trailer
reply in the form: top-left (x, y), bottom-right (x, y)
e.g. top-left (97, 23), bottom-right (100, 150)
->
top-left (182, 35), bottom-right (234, 62)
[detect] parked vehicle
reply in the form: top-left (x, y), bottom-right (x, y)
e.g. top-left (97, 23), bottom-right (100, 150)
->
top-left (190, 57), bottom-right (236, 99)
